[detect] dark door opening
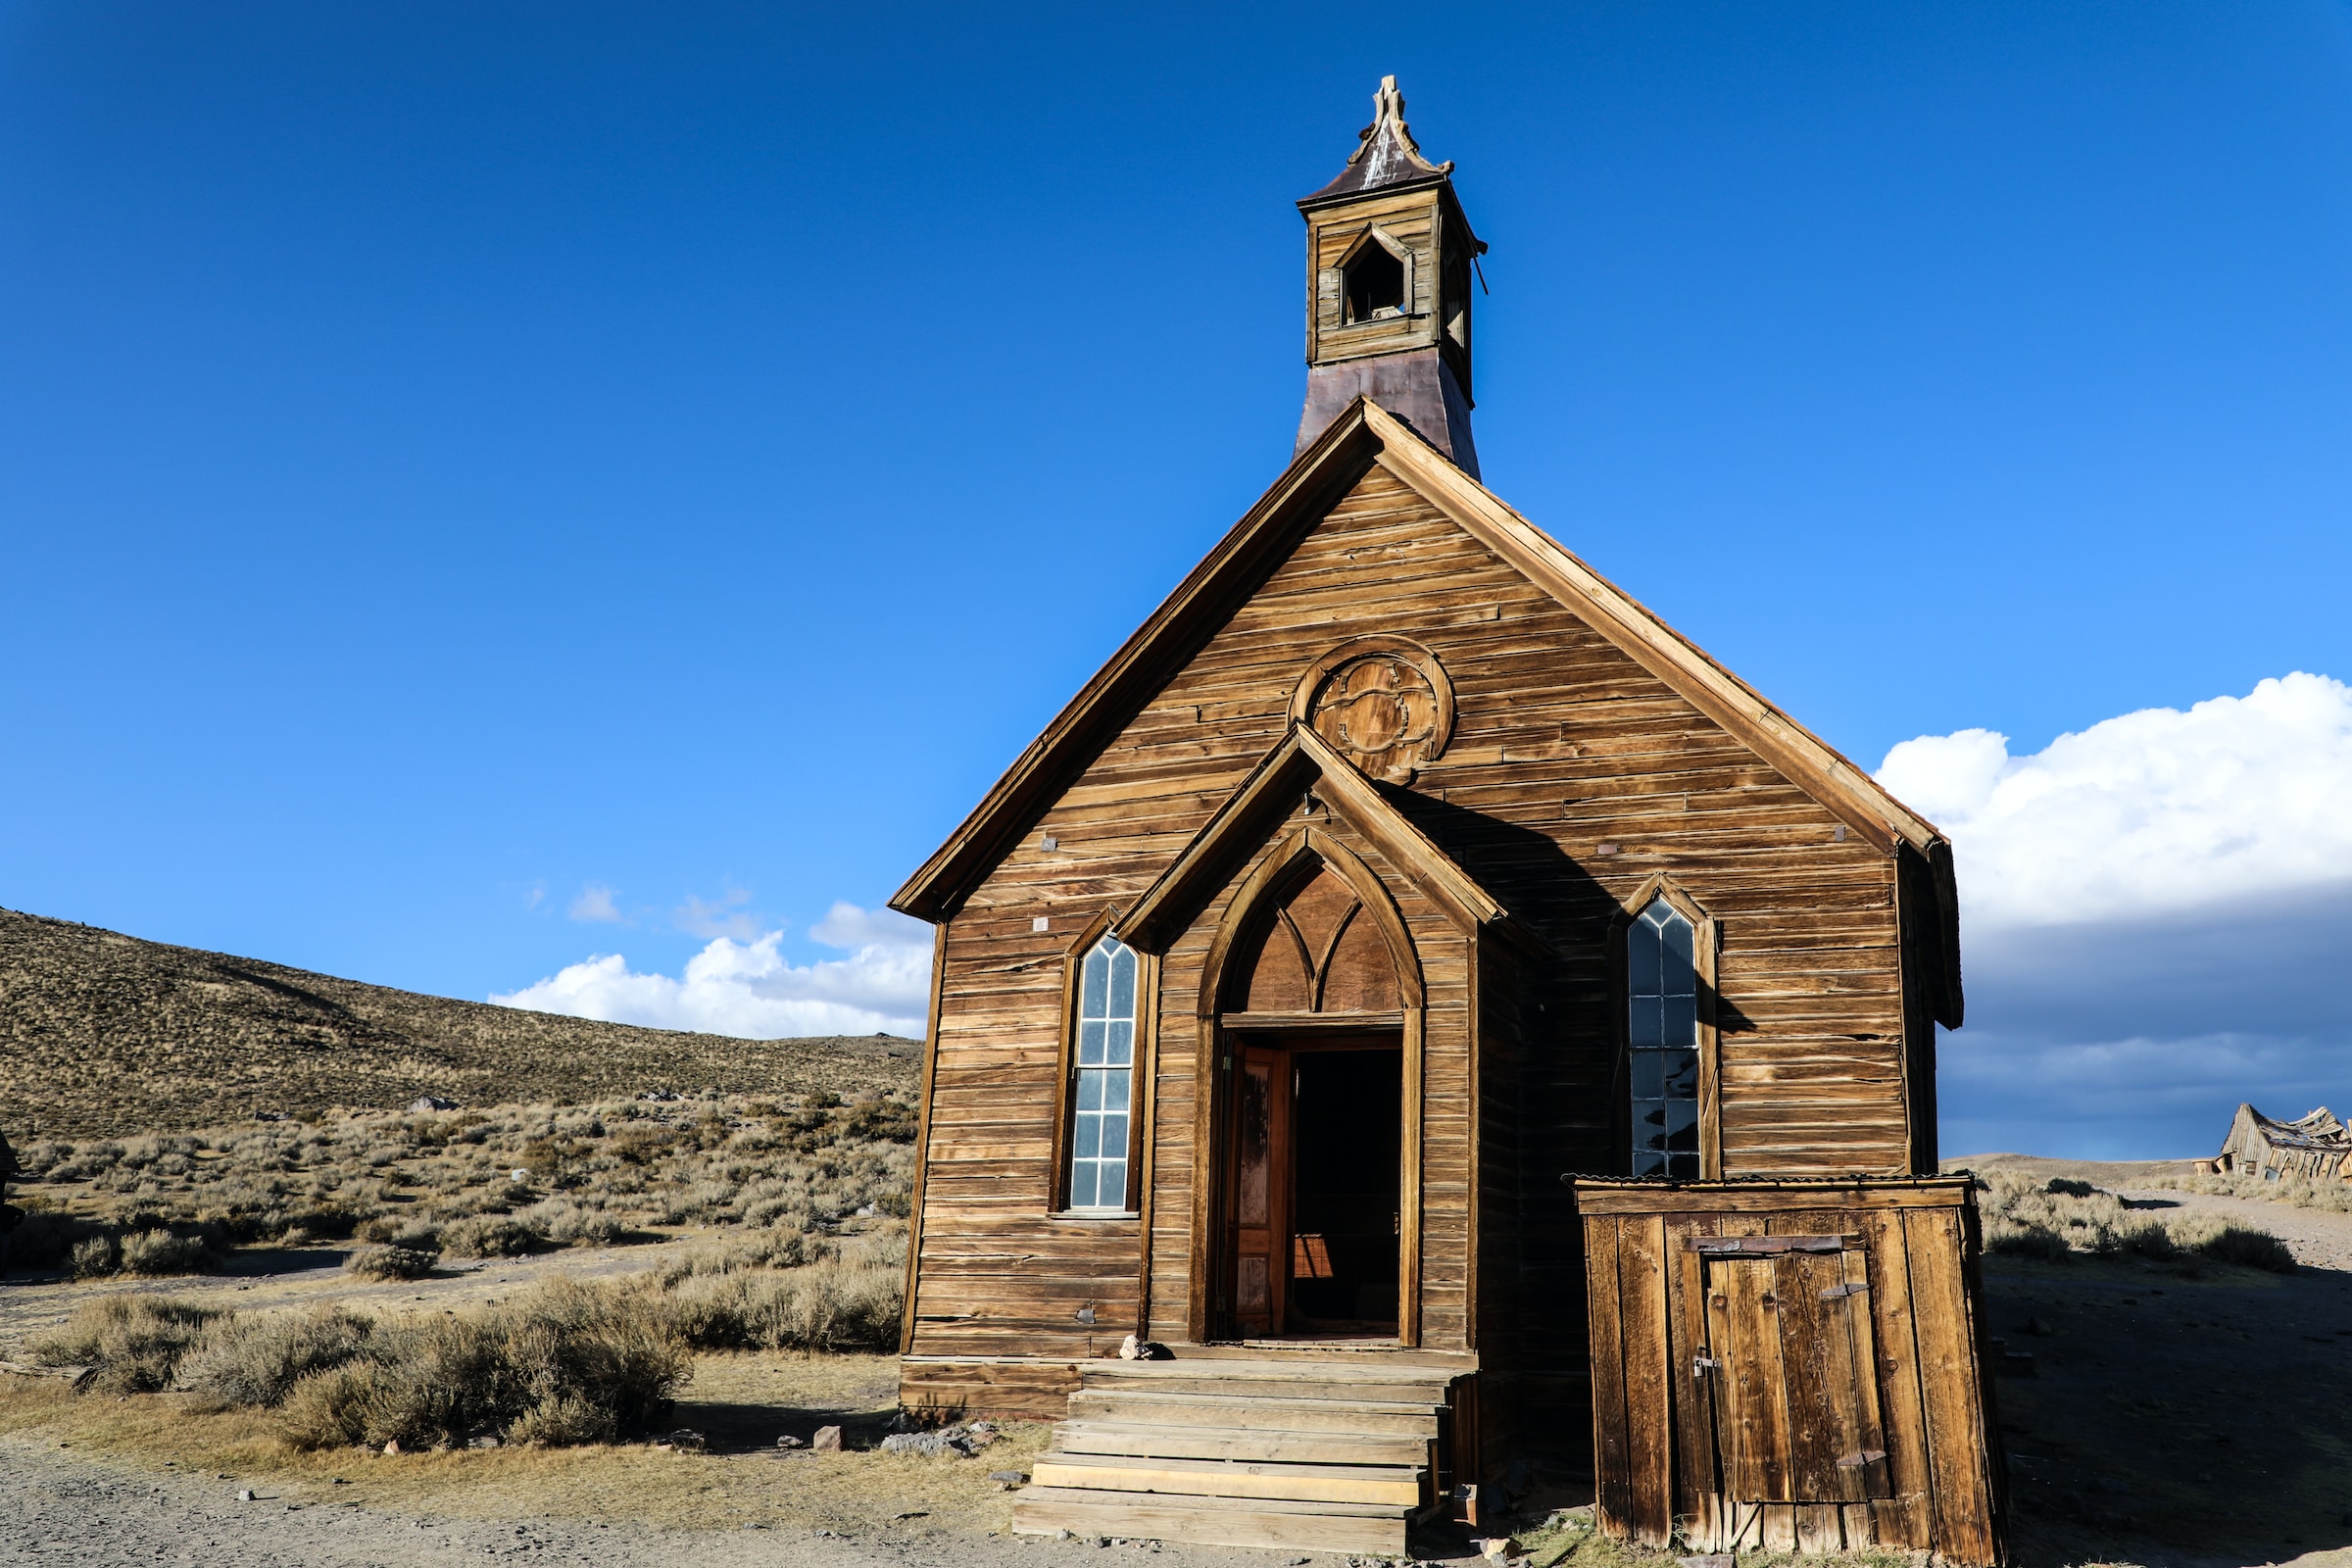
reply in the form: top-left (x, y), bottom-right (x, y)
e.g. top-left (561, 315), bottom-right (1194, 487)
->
top-left (1226, 1037), bottom-right (1402, 1339)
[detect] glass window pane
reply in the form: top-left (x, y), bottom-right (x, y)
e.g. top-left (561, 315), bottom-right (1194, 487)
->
top-left (1097, 1158), bottom-right (1127, 1207)
top-left (1667, 1152), bottom-right (1699, 1179)
top-left (1628, 918), bottom-right (1661, 999)
top-left (1074, 1114), bottom-right (1101, 1158)
top-left (1081, 949), bottom-right (1108, 1020)
top-left (1659, 907), bottom-right (1694, 977)
top-left (1068, 1162), bottom-right (1099, 1210)
top-left (1077, 1020), bottom-right (1105, 1065)
top-left (1108, 943), bottom-right (1136, 1019)
top-left (1666, 1100), bottom-right (1698, 1142)
top-left (1663, 994), bottom-right (1696, 1048)
top-left (1104, 1019), bottom-right (1133, 1065)
top-left (1629, 1051), bottom-right (1663, 1100)
top-left (1629, 996), bottom-right (1663, 1049)
top-left (1662, 1050), bottom-right (1699, 1099)
top-left (1102, 1071), bottom-right (1131, 1112)
top-left (1633, 1148), bottom-right (1665, 1176)
top-left (1077, 1069), bottom-right (1103, 1110)
top-left (1099, 1112), bottom-right (1128, 1156)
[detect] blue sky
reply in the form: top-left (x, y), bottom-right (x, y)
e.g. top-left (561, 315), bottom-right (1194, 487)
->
top-left (5, 4), bottom-right (2350, 1155)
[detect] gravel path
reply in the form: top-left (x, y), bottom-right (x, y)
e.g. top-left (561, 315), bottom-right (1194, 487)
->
top-left (0, 1433), bottom-right (1351, 1568)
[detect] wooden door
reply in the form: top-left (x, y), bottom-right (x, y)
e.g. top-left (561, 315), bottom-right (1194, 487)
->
top-left (1700, 1239), bottom-right (1890, 1504)
top-left (1231, 1044), bottom-right (1293, 1337)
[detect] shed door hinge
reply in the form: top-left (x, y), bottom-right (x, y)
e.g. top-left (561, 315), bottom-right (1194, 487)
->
top-left (1820, 1282), bottom-right (1870, 1301)
top-left (1691, 1355), bottom-right (1719, 1379)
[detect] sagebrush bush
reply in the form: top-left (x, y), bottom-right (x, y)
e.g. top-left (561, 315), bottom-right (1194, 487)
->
top-left (346, 1245), bottom-right (437, 1281)
top-left (177, 1305), bottom-right (374, 1406)
top-left (31, 1295), bottom-right (224, 1394)
top-left (278, 1280), bottom-right (688, 1451)
top-left (440, 1215), bottom-right (537, 1258)
top-left (1978, 1171), bottom-right (2297, 1270)
top-left (119, 1228), bottom-right (209, 1275)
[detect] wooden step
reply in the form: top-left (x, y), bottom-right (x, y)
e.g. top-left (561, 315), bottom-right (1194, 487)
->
top-left (1011, 1486), bottom-right (1410, 1555)
top-left (1031, 1450), bottom-right (1426, 1507)
top-left (1052, 1419), bottom-right (1432, 1467)
top-left (1077, 1366), bottom-right (1458, 1403)
top-left (1067, 1388), bottom-right (1445, 1436)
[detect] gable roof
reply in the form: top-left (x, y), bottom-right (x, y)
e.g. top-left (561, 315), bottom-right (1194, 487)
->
top-left (1114, 722), bottom-right (1535, 956)
top-left (892, 398), bottom-right (1957, 943)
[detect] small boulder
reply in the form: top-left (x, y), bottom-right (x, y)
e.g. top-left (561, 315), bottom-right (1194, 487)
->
top-left (410, 1096), bottom-right (458, 1112)
top-left (774, 1434), bottom-right (807, 1449)
top-left (466, 1435), bottom-right (501, 1449)
top-left (990, 1469), bottom-right (1026, 1490)
top-left (653, 1430), bottom-right (708, 1452)
top-left (810, 1424), bottom-right (843, 1452)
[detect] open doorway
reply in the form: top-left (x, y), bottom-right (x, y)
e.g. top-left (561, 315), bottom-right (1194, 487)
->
top-left (1226, 1037), bottom-right (1402, 1340)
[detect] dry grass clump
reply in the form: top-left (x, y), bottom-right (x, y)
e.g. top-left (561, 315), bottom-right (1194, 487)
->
top-left (281, 1280), bottom-right (687, 1451)
top-left (5, 1089), bottom-right (915, 1280)
top-left (177, 1305), bottom-right (376, 1407)
top-left (1978, 1171), bottom-right (2296, 1270)
top-left (30, 1295), bottom-right (226, 1394)
top-left (345, 1245), bottom-right (437, 1281)
top-left (651, 1237), bottom-right (906, 1353)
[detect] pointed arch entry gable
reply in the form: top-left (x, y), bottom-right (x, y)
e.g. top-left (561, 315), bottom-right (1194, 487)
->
top-left (1184, 826), bottom-right (1427, 1347)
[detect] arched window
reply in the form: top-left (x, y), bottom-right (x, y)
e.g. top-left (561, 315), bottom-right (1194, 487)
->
top-left (1067, 934), bottom-right (1138, 1210)
top-left (1628, 898), bottom-right (1700, 1179)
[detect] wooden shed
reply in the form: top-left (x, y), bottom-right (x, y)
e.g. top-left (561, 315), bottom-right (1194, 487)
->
top-left (2217, 1102), bottom-right (2352, 1182)
top-left (1577, 1178), bottom-right (2006, 1563)
top-left (886, 77), bottom-right (1982, 1556)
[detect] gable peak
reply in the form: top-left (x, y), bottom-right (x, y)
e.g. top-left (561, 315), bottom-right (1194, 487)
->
top-left (1302, 75), bottom-right (1451, 206)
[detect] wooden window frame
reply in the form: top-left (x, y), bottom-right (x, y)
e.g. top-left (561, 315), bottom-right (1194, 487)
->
top-left (1050, 908), bottom-right (1151, 1217)
top-left (1609, 874), bottom-right (1723, 1181)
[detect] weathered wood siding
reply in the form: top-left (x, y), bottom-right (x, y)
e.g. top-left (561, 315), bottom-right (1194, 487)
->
top-left (1578, 1179), bottom-right (2007, 1566)
top-left (904, 455), bottom-right (1919, 1391)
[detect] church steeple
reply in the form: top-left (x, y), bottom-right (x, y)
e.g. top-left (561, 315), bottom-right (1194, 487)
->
top-left (1296, 76), bottom-right (1486, 475)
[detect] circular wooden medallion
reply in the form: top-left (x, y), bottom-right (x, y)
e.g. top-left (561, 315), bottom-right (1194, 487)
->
top-left (1291, 636), bottom-right (1455, 783)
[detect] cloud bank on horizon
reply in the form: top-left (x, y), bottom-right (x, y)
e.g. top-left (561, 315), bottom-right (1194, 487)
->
top-left (493, 901), bottom-right (931, 1039)
top-left (1878, 672), bottom-right (2352, 1158)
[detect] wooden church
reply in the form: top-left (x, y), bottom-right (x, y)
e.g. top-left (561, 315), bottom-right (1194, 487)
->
top-left (890, 78), bottom-right (2006, 1563)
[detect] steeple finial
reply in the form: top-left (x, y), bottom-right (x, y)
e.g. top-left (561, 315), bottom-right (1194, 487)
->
top-left (1302, 74), bottom-right (1452, 207)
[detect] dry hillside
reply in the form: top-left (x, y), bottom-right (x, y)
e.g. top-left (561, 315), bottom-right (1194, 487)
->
top-left (0, 907), bottom-right (917, 1139)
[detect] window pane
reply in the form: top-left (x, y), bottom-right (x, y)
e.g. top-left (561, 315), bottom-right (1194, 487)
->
top-left (1634, 1101), bottom-right (1668, 1149)
top-left (1663, 995), bottom-right (1697, 1049)
top-left (1080, 949), bottom-right (1108, 1020)
top-left (1078, 1020), bottom-right (1105, 1065)
top-left (1628, 918), bottom-right (1661, 999)
top-left (1108, 944), bottom-right (1136, 1019)
top-left (1666, 1100), bottom-right (1698, 1142)
top-left (1633, 1148), bottom-right (1665, 1176)
top-left (1102, 1070), bottom-right (1131, 1113)
top-left (1096, 1158), bottom-right (1127, 1207)
top-left (1073, 1114), bottom-right (1101, 1158)
top-left (1629, 1051), bottom-right (1663, 1100)
top-left (1077, 1069), bottom-right (1104, 1110)
top-left (1629, 996), bottom-right (1662, 1049)
top-left (1104, 1019), bottom-right (1133, 1065)
top-left (1659, 907), bottom-right (1694, 977)
top-left (1667, 1152), bottom-right (1699, 1179)
top-left (1662, 1050), bottom-right (1699, 1099)
top-left (1068, 1162), bottom-right (1099, 1210)
top-left (1099, 1112), bottom-right (1128, 1158)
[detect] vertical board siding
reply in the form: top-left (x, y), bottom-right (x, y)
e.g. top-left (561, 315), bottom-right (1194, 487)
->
top-left (1577, 1181), bottom-right (2005, 1566)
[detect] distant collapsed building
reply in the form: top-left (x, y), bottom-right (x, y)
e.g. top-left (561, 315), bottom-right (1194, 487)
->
top-left (2214, 1103), bottom-right (2352, 1181)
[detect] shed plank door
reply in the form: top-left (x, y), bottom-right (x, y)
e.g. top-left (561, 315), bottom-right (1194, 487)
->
top-left (1232, 1045), bottom-right (1291, 1337)
top-left (1704, 1250), bottom-right (1890, 1503)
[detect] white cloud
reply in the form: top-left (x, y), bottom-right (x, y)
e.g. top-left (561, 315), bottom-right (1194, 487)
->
top-left (493, 902), bottom-right (931, 1039)
top-left (567, 884), bottom-right (622, 923)
top-left (1878, 672), bottom-right (2352, 930)
top-left (673, 887), bottom-right (760, 942)
top-left (1877, 674), bottom-right (2352, 1157)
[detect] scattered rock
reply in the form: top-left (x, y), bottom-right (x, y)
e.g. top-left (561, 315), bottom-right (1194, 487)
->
top-left (652, 1430), bottom-right (707, 1452)
top-left (410, 1096), bottom-right (458, 1112)
top-left (238, 1489), bottom-right (256, 1502)
top-left (893, 1510), bottom-right (929, 1521)
top-left (810, 1425), bottom-right (843, 1452)
top-left (880, 1432), bottom-right (956, 1456)
top-left (990, 1469), bottom-right (1026, 1490)
top-left (774, 1434), bottom-right (807, 1449)
top-left (381, 1442), bottom-right (400, 1456)
top-left (1056, 1530), bottom-right (1075, 1542)
top-left (2021, 1314), bottom-right (2055, 1336)
top-left (1678, 1556), bottom-right (1735, 1568)
top-left (466, 1436), bottom-right (501, 1449)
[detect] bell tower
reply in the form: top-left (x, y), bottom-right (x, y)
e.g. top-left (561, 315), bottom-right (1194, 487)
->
top-left (1296, 76), bottom-right (1487, 476)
